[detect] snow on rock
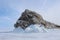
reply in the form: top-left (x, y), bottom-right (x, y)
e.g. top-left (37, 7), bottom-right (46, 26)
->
top-left (12, 27), bottom-right (25, 33)
top-left (12, 24), bottom-right (48, 33)
top-left (2, 24), bottom-right (60, 33)
top-left (0, 25), bottom-right (60, 40)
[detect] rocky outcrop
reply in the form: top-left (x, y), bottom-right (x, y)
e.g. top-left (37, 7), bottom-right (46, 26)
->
top-left (14, 9), bottom-right (60, 30)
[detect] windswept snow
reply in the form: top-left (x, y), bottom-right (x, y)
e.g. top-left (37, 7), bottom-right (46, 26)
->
top-left (12, 24), bottom-right (48, 33)
top-left (0, 32), bottom-right (60, 40)
top-left (0, 24), bottom-right (60, 40)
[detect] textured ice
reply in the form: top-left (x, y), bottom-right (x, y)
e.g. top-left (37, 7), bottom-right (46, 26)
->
top-left (0, 24), bottom-right (60, 40)
top-left (1, 24), bottom-right (59, 33)
top-left (12, 24), bottom-right (48, 33)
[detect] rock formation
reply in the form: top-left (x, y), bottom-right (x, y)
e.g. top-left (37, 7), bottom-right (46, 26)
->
top-left (14, 9), bottom-right (60, 30)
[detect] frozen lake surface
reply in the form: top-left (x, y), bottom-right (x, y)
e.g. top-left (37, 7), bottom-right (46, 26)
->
top-left (0, 25), bottom-right (60, 40)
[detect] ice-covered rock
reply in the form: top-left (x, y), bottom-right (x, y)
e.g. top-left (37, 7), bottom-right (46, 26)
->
top-left (12, 27), bottom-right (25, 33)
top-left (12, 24), bottom-right (48, 33)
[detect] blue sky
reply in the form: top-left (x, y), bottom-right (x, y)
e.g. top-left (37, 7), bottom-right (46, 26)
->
top-left (0, 0), bottom-right (60, 31)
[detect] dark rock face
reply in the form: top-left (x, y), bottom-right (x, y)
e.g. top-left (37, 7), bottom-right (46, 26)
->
top-left (14, 9), bottom-right (43, 30)
top-left (14, 20), bottom-right (30, 29)
top-left (14, 9), bottom-right (60, 30)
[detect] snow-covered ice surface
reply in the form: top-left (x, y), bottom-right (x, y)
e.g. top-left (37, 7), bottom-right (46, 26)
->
top-left (12, 24), bottom-right (48, 33)
top-left (0, 24), bottom-right (60, 40)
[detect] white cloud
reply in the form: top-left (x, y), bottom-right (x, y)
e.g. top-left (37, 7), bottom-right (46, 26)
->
top-left (43, 2), bottom-right (60, 25)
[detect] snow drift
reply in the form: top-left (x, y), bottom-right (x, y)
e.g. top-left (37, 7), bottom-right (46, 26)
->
top-left (12, 24), bottom-right (48, 33)
top-left (0, 24), bottom-right (60, 40)
top-left (11, 24), bottom-right (60, 33)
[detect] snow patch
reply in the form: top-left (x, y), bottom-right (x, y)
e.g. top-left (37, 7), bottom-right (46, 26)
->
top-left (12, 24), bottom-right (48, 33)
